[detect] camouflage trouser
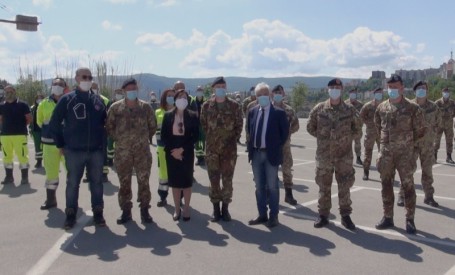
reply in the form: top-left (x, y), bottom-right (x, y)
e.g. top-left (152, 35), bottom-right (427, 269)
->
top-left (435, 118), bottom-right (454, 154)
top-left (206, 147), bottom-right (237, 203)
top-left (399, 143), bottom-right (435, 198)
top-left (377, 146), bottom-right (416, 219)
top-left (281, 141), bottom-right (293, 188)
top-left (363, 130), bottom-right (380, 170)
top-left (354, 135), bottom-right (362, 157)
top-left (115, 146), bottom-right (152, 210)
top-left (315, 157), bottom-right (355, 217)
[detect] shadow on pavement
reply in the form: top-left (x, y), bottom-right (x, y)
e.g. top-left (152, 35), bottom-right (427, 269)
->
top-left (103, 180), bottom-right (119, 197)
top-left (0, 182), bottom-right (37, 198)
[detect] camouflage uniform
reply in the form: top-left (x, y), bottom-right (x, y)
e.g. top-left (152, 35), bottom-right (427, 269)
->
top-left (374, 98), bottom-right (425, 220)
top-left (244, 100), bottom-right (258, 143)
top-left (359, 100), bottom-right (380, 170)
top-left (242, 96), bottom-right (256, 117)
top-left (200, 97), bottom-right (243, 203)
top-left (106, 99), bottom-right (157, 210)
top-left (345, 98), bottom-right (364, 158)
top-left (307, 99), bottom-right (359, 217)
top-left (434, 98), bottom-right (455, 155)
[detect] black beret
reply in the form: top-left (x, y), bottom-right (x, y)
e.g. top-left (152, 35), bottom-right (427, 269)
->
top-left (443, 87), bottom-right (450, 92)
top-left (211, 76), bottom-right (226, 87)
top-left (272, 85), bottom-right (284, 93)
top-left (327, 78), bottom-right (342, 87)
top-left (387, 74), bottom-right (402, 84)
top-left (122, 78), bottom-right (137, 89)
top-left (413, 81), bottom-right (427, 91)
top-left (373, 87), bottom-right (383, 92)
top-left (249, 86), bottom-right (255, 92)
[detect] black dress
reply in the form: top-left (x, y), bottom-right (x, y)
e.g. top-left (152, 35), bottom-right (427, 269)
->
top-left (161, 109), bottom-right (199, 189)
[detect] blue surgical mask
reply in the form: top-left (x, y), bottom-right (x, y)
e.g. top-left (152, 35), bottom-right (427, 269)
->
top-left (349, 93), bottom-right (356, 100)
top-left (388, 88), bottom-right (399, 99)
top-left (273, 94), bottom-right (283, 103)
top-left (196, 91), bottom-right (204, 98)
top-left (374, 93), bottom-right (383, 101)
top-left (416, 89), bottom-right (426, 98)
top-left (215, 88), bottom-right (226, 98)
top-left (328, 88), bottom-right (341, 100)
top-left (126, 90), bottom-right (138, 100)
top-left (258, 95), bottom-right (270, 107)
top-left (166, 96), bottom-right (175, 105)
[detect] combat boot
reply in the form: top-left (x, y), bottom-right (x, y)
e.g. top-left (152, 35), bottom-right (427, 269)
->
top-left (375, 217), bottom-right (394, 230)
top-left (140, 207), bottom-right (153, 224)
top-left (424, 196), bottom-right (439, 207)
top-left (446, 153), bottom-right (455, 164)
top-left (116, 209), bottom-right (132, 224)
top-left (356, 156), bottom-right (363, 165)
top-left (406, 219), bottom-right (416, 234)
top-left (64, 208), bottom-right (77, 230)
top-left (40, 189), bottom-right (57, 210)
top-left (34, 159), bottom-right (42, 169)
top-left (221, 202), bottom-right (231, 221)
top-left (1, 168), bottom-right (14, 185)
top-left (211, 202), bottom-right (221, 222)
top-left (93, 207), bottom-right (106, 227)
top-left (314, 215), bottom-right (329, 228)
top-left (101, 173), bottom-right (110, 184)
top-left (396, 196), bottom-right (404, 207)
top-left (20, 168), bottom-right (29, 185)
top-left (341, 215), bottom-right (356, 231)
top-left (362, 169), bottom-right (369, 180)
top-left (284, 187), bottom-right (297, 205)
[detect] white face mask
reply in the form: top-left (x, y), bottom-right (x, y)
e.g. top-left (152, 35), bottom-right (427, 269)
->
top-left (92, 89), bottom-right (99, 95)
top-left (175, 98), bottom-right (188, 110)
top-left (328, 88), bottom-right (341, 100)
top-left (51, 85), bottom-right (64, 96)
top-left (79, 81), bottom-right (92, 91)
top-left (115, 94), bottom-right (124, 100)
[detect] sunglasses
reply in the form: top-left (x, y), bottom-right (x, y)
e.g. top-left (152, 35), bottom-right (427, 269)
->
top-left (80, 75), bottom-right (93, 81)
top-left (178, 122), bottom-right (183, 134)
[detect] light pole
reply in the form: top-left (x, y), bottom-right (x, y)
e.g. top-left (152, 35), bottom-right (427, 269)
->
top-left (0, 15), bottom-right (40, 31)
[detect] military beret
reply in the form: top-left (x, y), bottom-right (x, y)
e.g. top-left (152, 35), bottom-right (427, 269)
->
top-left (212, 76), bottom-right (226, 87)
top-left (249, 86), bottom-right (255, 92)
top-left (121, 78), bottom-right (137, 89)
top-left (327, 78), bottom-right (343, 87)
top-left (387, 74), bottom-right (402, 84)
top-left (373, 87), bottom-right (383, 93)
top-left (442, 87), bottom-right (450, 92)
top-left (272, 85), bottom-right (284, 93)
top-left (413, 81), bottom-right (427, 91)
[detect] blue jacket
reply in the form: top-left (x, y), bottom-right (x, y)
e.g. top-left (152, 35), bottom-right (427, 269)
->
top-left (247, 104), bottom-right (289, 166)
top-left (49, 90), bottom-right (107, 151)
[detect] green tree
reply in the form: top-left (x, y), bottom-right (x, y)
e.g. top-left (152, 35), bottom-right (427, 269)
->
top-left (15, 75), bottom-right (46, 105)
top-left (290, 82), bottom-right (309, 116)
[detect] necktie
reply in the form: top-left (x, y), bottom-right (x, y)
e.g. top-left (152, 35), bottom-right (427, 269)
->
top-left (255, 108), bottom-right (265, 148)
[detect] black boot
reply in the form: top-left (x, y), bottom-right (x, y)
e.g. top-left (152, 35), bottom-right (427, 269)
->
top-left (35, 159), bottom-right (42, 169)
top-left (116, 209), bottom-right (132, 224)
top-left (93, 207), bottom-right (106, 227)
top-left (40, 189), bottom-right (57, 210)
top-left (356, 156), bottom-right (363, 165)
top-left (20, 168), bottom-right (29, 185)
top-left (341, 215), bottom-right (356, 231)
top-left (211, 202), bottom-right (221, 222)
top-left (446, 153), bottom-right (455, 164)
top-left (157, 189), bottom-right (168, 207)
top-left (406, 219), bottom-right (416, 234)
top-left (141, 207), bottom-right (153, 224)
top-left (64, 208), bottom-right (77, 230)
top-left (284, 187), bottom-right (297, 205)
top-left (314, 215), bottom-right (329, 228)
top-left (1, 168), bottom-right (14, 185)
top-left (424, 196), bottom-right (439, 207)
top-left (362, 169), bottom-right (369, 180)
top-left (221, 202), bottom-right (231, 221)
top-left (375, 217), bottom-right (394, 230)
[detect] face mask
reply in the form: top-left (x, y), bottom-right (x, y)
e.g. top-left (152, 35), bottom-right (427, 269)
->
top-left (36, 99), bottom-right (43, 104)
top-left (416, 89), bottom-right (427, 98)
top-left (166, 96), bottom-right (175, 105)
top-left (92, 89), bottom-right (99, 95)
top-left (175, 98), bottom-right (188, 110)
top-left (115, 94), bottom-right (124, 100)
top-left (251, 91), bottom-right (255, 96)
top-left (51, 85), bottom-right (64, 96)
top-left (196, 91), bottom-right (204, 98)
top-left (258, 95), bottom-right (270, 107)
top-left (150, 96), bottom-right (156, 101)
top-left (273, 94), bottom-right (283, 103)
top-left (215, 88), bottom-right (226, 98)
top-left (236, 97), bottom-right (241, 102)
top-left (374, 93), bottom-right (383, 101)
top-left (79, 81), bottom-right (92, 91)
top-left (443, 92), bottom-right (450, 99)
top-left (388, 88), bottom-right (399, 99)
top-left (328, 88), bottom-right (341, 100)
top-left (349, 93), bottom-right (356, 100)
top-left (126, 90), bottom-right (138, 100)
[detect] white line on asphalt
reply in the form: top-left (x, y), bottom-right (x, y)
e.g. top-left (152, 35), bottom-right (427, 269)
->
top-left (414, 163), bottom-right (443, 174)
top-left (445, 264), bottom-right (455, 275)
top-left (355, 186), bottom-right (455, 201)
top-left (26, 211), bottom-right (93, 275)
top-left (433, 172), bottom-right (455, 177)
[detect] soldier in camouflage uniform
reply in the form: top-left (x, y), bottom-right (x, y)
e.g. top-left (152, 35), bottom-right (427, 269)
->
top-left (374, 75), bottom-right (426, 234)
top-left (434, 87), bottom-right (455, 164)
top-left (307, 78), bottom-right (359, 231)
top-left (396, 81), bottom-right (441, 208)
top-left (359, 87), bottom-right (383, 180)
top-left (200, 76), bottom-right (243, 222)
top-left (242, 86), bottom-right (257, 144)
top-left (345, 89), bottom-right (364, 165)
top-left (271, 85), bottom-right (300, 205)
top-left (106, 78), bottom-right (157, 224)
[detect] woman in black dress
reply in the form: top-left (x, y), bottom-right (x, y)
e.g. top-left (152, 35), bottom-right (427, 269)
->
top-left (161, 89), bottom-right (199, 221)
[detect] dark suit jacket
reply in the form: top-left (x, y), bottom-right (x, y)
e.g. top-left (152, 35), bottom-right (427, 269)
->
top-left (247, 104), bottom-right (289, 166)
top-left (161, 109), bottom-right (199, 154)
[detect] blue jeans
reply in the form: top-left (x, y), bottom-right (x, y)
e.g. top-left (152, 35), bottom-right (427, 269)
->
top-left (64, 149), bottom-right (104, 211)
top-left (251, 150), bottom-right (280, 218)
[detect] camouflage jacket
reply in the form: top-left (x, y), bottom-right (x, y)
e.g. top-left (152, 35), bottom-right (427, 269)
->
top-left (307, 99), bottom-right (360, 160)
top-left (411, 99), bottom-right (441, 146)
top-left (106, 99), bottom-right (157, 150)
top-left (200, 97), bottom-right (243, 151)
top-left (274, 102), bottom-right (300, 140)
top-left (359, 100), bottom-right (379, 134)
top-left (435, 98), bottom-right (455, 119)
top-left (242, 96), bottom-right (256, 116)
top-left (345, 98), bottom-right (364, 134)
top-left (374, 97), bottom-right (426, 149)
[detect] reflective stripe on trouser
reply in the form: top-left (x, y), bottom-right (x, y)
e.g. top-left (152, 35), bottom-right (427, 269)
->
top-left (157, 146), bottom-right (168, 191)
top-left (32, 131), bottom-right (43, 160)
top-left (195, 126), bottom-right (205, 157)
top-left (43, 144), bottom-right (65, 189)
top-left (1, 135), bottom-right (29, 168)
top-left (107, 137), bottom-right (115, 160)
top-left (281, 142), bottom-right (293, 187)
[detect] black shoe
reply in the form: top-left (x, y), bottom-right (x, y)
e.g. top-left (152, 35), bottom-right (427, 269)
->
top-left (64, 209), bottom-right (77, 230)
top-left (434, 152), bottom-right (438, 163)
top-left (424, 197), bottom-right (439, 207)
top-left (396, 196), bottom-right (404, 207)
top-left (356, 156), bottom-right (363, 165)
top-left (173, 211), bottom-right (181, 221)
top-left (20, 168), bottom-right (29, 185)
top-left (211, 202), bottom-right (221, 222)
top-left (82, 178), bottom-right (89, 183)
top-left (140, 207), bottom-right (153, 224)
top-left (40, 189), bottom-right (57, 210)
top-left (341, 215), bottom-right (356, 231)
top-left (446, 154), bottom-right (455, 164)
top-left (314, 215), bottom-right (329, 228)
top-left (406, 219), bottom-right (416, 234)
top-left (93, 210), bottom-right (106, 227)
top-left (116, 209), bottom-right (132, 224)
top-left (284, 187), bottom-right (297, 205)
top-left (157, 199), bottom-right (167, 207)
top-left (182, 216), bottom-right (191, 222)
top-left (375, 217), bottom-right (394, 230)
top-left (362, 169), bottom-right (369, 180)
top-left (266, 216), bottom-right (279, 228)
top-left (221, 202), bottom-right (231, 221)
top-left (35, 159), bottom-right (42, 169)
top-left (248, 216), bottom-right (268, 225)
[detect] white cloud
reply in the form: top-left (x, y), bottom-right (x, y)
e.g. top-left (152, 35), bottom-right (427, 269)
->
top-left (101, 20), bottom-right (123, 31)
top-left (105, 0), bottom-right (136, 4)
top-left (415, 43), bottom-right (426, 53)
top-left (136, 32), bottom-right (185, 49)
top-left (32, 0), bottom-right (52, 8)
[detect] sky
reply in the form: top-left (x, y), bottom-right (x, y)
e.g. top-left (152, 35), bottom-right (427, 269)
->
top-left (1, 0), bottom-right (455, 83)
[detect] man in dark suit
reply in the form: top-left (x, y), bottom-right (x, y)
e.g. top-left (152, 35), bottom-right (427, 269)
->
top-left (247, 82), bottom-right (289, 228)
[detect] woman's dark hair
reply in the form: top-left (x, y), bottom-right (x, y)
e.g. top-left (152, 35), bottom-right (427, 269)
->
top-left (160, 88), bottom-right (175, 109)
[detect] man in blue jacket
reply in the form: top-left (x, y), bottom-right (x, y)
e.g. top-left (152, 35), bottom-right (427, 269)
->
top-left (49, 67), bottom-right (107, 230)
